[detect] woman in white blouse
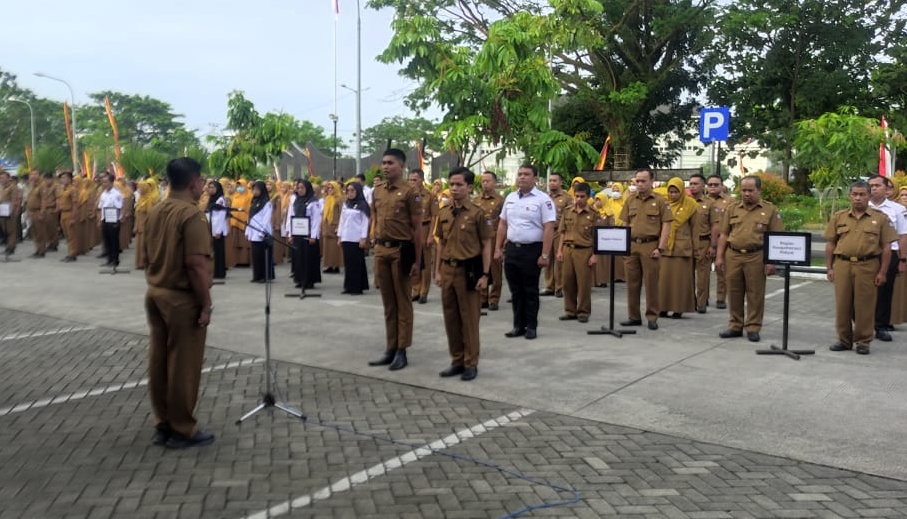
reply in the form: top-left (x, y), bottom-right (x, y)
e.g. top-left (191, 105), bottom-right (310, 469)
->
top-left (284, 179), bottom-right (322, 289)
top-left (205, 180), bottom-right (229, 279)
top-left (337, 182), bottom-right (370, 295)
top-left (245, 181), bottom-right (273, 283)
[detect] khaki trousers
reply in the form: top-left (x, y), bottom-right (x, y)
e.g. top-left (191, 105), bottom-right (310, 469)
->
top-left (145, 287), bottom-right (207, 438)
top-left (1, 216), bottom-right (16, 251)
top-left (694, 238), bottom-right (711, 308)
top-left (413, 231), bottom-right (433, 297)
top-left (562, 246), bottom-right (593, 317)
top-left (28, 210), bottom-right (46, 254)
top-left (440, 263), bottom-right (481, 367)
top-left (726, 250), bottom-right (766, 332)
top-left (375, 245), bottom-right (414, 350)
top-left (833, 258), bottom-right (879, 347)
top-left (716, 260), bottom-right (727, 301)
top-left (544, 234), bottom-right (563, 291)
top-left (480, 257), bottom-right (503, 305)
top-left (61, 212), bottom-right (77, 257)
top-left (625, 241), bottom-right (660, 321)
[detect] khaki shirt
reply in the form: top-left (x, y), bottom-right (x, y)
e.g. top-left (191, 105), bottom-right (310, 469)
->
top-left (371, 179), bottom-right (422, 241)
top-left (435, 201), bottom-right (494, 260)
top-left (558, 205), bottom-right (604, 247)
top-left (548, 191), bottom-right (570, 234)
top-left (58, 185), bottom-right (76, 212)
top-left (26, 184), bottom-right (42, 211)
top-left (0, 183), bottom-right (21, 214)
top-left (41, 184), bottom-right (57, 213)
top-left (720, 199), bottom-right (783, 250)
top-left (619, 192), bottom-right (674, 238)
top-left (693, 195), bottom-right (717, 239)
top-left (824, 207), bottom-right (897, 258)
top-left (473, 191), bottom-right (505, 227)
top-left (415, 185), bottom-right (435, 225)
top-left (143, 192), bottom-right (212, 291)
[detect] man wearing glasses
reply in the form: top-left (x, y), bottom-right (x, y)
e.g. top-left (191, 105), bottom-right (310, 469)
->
top-left (706, 175), bottom-right (732, 309)
top-left (689, 174), bottom-right (721, 313)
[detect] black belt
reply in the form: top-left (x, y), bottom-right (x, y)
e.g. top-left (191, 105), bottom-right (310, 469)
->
top-left (728, 245), bottom-right (762, 254)
top-left (699, 235), bottom-right (712, 240)
top-left (508, 242), bottom-right (541, 248)
top-left (631, 236), bottom-right (658, 244)
top-left (377, 239), bottom-right (404, 248)
top-left (564, 243), bottom-right (591, 249)
top-left (441, 258), bottom-right (465, 267)
top-left (835, 254), bottom-right (879, 262)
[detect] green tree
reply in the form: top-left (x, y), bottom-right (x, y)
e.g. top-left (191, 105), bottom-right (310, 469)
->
top-left (360, 116), bottom-right (442, 155)
top-left (708, 0), bottom-right (906, 188)
top-left (0, 68), bottom-right (71, 164)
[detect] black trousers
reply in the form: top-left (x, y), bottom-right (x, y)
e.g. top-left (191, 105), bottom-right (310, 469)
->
top-left (102, 222), bottom-right (120, 266)
top-left (292, 237), bottom-right (321, 288)
top-left (212, 236), bottom-right (226, 279)
top-left (342, 241), bottom-right (369, 294)
top-left (875, 257), bottom-right (900, 329)
top-left (250, 241), bottom-right (272, 282)
top-left (504, 241), bottom-right (543, 331)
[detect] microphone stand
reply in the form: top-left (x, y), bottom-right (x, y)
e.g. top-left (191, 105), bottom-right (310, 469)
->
top-left (226, 210), bottom-right (305, 424)
top-left (285, 232), bottom-right (322, 300)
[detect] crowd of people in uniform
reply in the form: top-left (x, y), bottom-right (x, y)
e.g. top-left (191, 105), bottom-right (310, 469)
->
top-left (3, 158), bottom-right (907, 382)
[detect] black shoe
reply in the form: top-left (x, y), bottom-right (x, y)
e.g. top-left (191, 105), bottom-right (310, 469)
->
top-left (540, 290), bottom-right (555, 296)
top-left (620, 319), bottom-right (642, 326)
top-left (719, 329), bottom-right (743, 338)
top-left (671, 313), bottom-right (683, 319)
top-left (696, 305), bottom-right (706, 314)
top-left (412, 294), bottom-right (420, 302)
top-left (61, 256), bottom-right (76, 262)
top-left (324, 268), bottom-right (333, 273)
top-left (151, 424), bottom-right (172, 446)
top-left (164, 430), bottom-right (214, 449)
top-left (659, 311), bottom-right (669, 318)
top-left (647, 320), bottom-right (658, 330)
top-left (558, 314), bottom-right (577, 321)
top-left (882, 324), bottom-right (895, 332)
top-left (481, 302), bottom-right (489, 309)
top-left (389, 350), bottom-right (408, 371)
top-left (295, 283), bottom-right (302, 288)
top-left (506, 298), bottom-right (512, 303)
top-left (504, 328), bottom-right (526, 338)
top-left (856, 345), bottom-right (870, 355)
top-left (578, 315), bottom-right (589, 323)
top-left (555, 289), bottom-right (563, 298)
top-left (875, 329), bottom-right (893, 342)
top-left (418, 295), bottom-right (427, 304)
top-left (747, 331), bottom-right (761, 342)
top-left (439, 365), bottom-right (465, 378)
top-left (716, 300), bottom-right (727, 309)
top-left (29, 253), bottom-right (44, 258)
top-left (525, 329), bottom-right (537, 340)
top-left (829, 342), bottom-right (853, 352)
top-left (102, 262), bottom-right (114, 267)
top-left (368, 349), bottom-right (397, 366)
top-left (489, 303), bottom-right (499, 311)
top-left (461, 367), bottom-right (477, 381)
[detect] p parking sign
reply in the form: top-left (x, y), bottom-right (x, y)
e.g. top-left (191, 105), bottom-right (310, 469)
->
top-left (699, 107), bottom-right (730, 143)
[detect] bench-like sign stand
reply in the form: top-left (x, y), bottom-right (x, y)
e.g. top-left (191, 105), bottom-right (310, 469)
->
top-left (588, 226), bottom-right (635, 338)
top-left (756, 232), bottom-right (815, 360)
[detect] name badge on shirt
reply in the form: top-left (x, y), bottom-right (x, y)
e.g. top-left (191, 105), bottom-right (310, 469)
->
top-left (291, 216), bottom-right (311, 237)
top-left (0, 202), bottom-right (10, 217)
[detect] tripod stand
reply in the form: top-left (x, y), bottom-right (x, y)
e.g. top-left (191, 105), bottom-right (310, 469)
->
top-left (227, 211), bottom-right (305, 424)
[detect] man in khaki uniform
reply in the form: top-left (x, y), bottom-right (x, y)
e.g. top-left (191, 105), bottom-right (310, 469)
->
top-left (0, 171), bottom-right (22, 256)
top-left (143, 157), bottom-right (214, 449)
top-left (557, 182), bottom-right (606, 323)
top-left (25, 171), bottom-right (50, 257)
top-left (57, 171), bottom-right (79, 262)
top-left (707, 174), bottom-right (732, 308)
top-left (715, 175), bottom-right (783, 342)
top-left (826, 181), bottom-right (897, 355)
top-left (434, 167), bottom-right (493, 381)
top-left (409, 168), bottom-right (437, 304)
top-left (689, 174), bottom-right (720, 313)
top-left (473, 171), bottom-right (504, 310)
top-left (619, 168), bottom-right (673, 330)
top-left (368, 149), bottom-right (423, 371)
top-left (542, 172), bottom-right (570, 297)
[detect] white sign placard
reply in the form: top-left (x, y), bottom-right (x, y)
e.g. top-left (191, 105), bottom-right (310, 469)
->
top-left (103, 207), bottom-right (119, 224)
top-left (594, 226), bottom-right (630, 255)
top-left (205, 211), bottom-right (211, 224)
top-left (0, 202), bottom-right (10, 218)
top-left (766, 233), bottom-right (809, 265)
top-left (291, 216), bottom-right (311, 237)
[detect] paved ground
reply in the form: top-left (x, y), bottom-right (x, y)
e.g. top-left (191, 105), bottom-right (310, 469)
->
top-left (2, 240), bottom-right (907, 518)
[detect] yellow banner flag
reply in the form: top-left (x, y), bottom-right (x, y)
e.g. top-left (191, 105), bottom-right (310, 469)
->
top-left (104, 96), bottom-right (124, 178)
top-left (63, 102), bottom-right (75, 166)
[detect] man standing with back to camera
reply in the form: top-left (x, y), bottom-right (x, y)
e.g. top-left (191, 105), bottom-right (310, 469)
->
top-left (143, 157), bottom-right (214, 449)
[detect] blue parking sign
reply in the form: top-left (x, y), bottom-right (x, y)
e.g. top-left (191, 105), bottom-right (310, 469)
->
top-left (699, 107), bottom-right (730, 143)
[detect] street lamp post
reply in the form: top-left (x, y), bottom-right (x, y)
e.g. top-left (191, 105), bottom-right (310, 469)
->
top-left (341, 84), bottom-right (367, 181)
top-left (8, 98), bottom-right (35, 154)
top-left (356, 0), bottom-right (361, 178)
top-left (329, 113), bottom-right (339, 179)
top-left (34, 72), bottom-right (78, 173)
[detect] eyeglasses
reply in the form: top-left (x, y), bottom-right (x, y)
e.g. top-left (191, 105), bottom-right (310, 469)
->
top-left (707, 183), bottom-right (721, 187)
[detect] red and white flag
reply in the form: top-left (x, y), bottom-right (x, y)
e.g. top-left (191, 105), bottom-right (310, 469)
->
top-left (332, 0), bottom-right (339, 15)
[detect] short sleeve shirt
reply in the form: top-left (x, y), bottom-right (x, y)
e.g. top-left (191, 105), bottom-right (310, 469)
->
top-left (500, 187), bottom-right (557, 243)
top-left (371, 179), bottom-right (422, 241)
top-left (693, 196), bottom-right (717, 238)
top-left (144, 194), bottom-right (212, 291)
top-left (824, 207), bottom-right (897, 258)
top-left (473, 191), bottom-right (505, 229)
top-left (869, 199), bottom-right (907, 251)
top-left (434, 202), bottom-right (495, 260)
top-left (559, 205), bottom-right (605, 247)
top-left (619, 192), bottom-right (673, 238)
top-left (720, 199), bottom-right (783, 249)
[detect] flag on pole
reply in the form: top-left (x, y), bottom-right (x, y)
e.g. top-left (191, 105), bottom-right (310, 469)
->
top-left (594, 135), bottom-right (611, 171)
top-left (304, 145), bottom-right (315, 177)
top-left (333, 0), bottom-right (339, 15)
top-left (25, 146), bottom-right (33, 171)
top-left (417, 141), bottom-right (425, 173)
top-left (104, 96), bottom-right (125, 178)
top-left (63, 102), bottom-right (75, 166)
top-left (82, 150), bottom-right (91, 178)
top-left (880, 117), bottom-right (893, 178)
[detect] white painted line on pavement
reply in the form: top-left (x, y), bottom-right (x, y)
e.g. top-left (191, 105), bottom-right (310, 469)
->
top-left (765, 281), bottom-right (812, 300)
top-left (0, 326), bottom-right (96, 342)
top-left (0, 358), bottom-right (263, 418)
top-left (241, 408), bottom-right (537, 519)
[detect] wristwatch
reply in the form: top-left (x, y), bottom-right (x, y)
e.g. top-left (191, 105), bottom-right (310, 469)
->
top-left (482, 272), bottom-right (490, 277)
top-left (541, 253), bottom-right (550, 260)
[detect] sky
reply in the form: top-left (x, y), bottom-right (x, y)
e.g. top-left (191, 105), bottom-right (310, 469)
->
top-left (2, 0), bottom-right (434, 145)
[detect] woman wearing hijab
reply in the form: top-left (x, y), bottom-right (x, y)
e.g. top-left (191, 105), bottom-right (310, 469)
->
top-left (230, 179), bottom-right (252, 266)
top-left (592, 190), bottom-right (616, 287)
top-left (245, 181), bottom-right (274, 283)
top-left (134, 178), bottom-right (160, 269)
top-left (321, 180), bottom-right (343, 273)
top-left (657, 177), bottom-right (698, 318)
top-left (278, 181), bottom-right (293, 262)
top-left (284, 178), bottom-right (322, 289)
top-left (338, 182), bottom-right (370, 294)
top-left (206, 180), bottom-right (229, 279)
